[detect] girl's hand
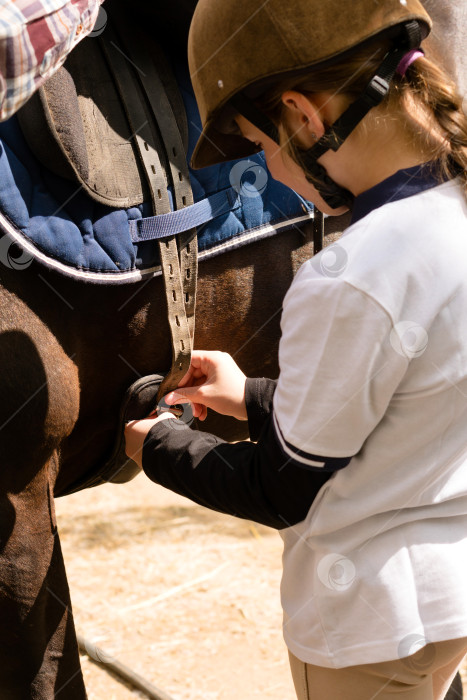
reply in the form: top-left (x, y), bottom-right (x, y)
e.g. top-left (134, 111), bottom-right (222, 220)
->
top-left (124, 412), bottom-right (175, 467)
top-left (164, 350), bottom-right (247, 421)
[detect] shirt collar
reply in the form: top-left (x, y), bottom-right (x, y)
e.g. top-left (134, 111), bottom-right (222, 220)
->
top-left (350, 163), bottom-right (445, 226)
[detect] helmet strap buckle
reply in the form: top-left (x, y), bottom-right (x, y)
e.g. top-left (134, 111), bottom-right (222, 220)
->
top-left (365, 75), bottom-right (391, 107)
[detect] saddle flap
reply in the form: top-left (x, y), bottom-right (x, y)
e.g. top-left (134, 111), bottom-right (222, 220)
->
top-left (17, 14), bottom-right (190, 209)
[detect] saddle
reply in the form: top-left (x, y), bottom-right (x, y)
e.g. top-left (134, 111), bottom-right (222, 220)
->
top-left (18, 21), bottom-right (189, 210)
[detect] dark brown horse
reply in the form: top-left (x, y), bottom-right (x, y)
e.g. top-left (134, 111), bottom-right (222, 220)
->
top-left (0, 1), bottom-right (464, 698)
top-left (0, 2), bottom-right (324, 695)
top-left (0, 223), bottom-right (322, 699)
top-left (423, 0), bottom-right (466, 98)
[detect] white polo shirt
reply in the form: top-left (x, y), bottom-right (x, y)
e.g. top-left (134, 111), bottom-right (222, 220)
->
top-left (274, 169), bottom-right (467, 667)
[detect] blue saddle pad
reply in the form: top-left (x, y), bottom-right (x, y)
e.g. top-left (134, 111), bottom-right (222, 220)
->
top-left (0, 59), bottom-right (313, 285)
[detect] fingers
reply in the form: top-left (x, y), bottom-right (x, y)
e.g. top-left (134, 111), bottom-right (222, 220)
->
top-left (165, 387), bottom-right (201, 405)
top-left (177, 364), bottom-right (198, 389)
top-left (195, 403), bottom-right (208, 421)
top-left (176, 351), bottom-right (212, 387)
top-left (126, 411), bottom-right (175, 433)
top-left (178, 350), bottom-right (232, 388)
top-left (124, 412), bottom-right (176, 465)
top-left (189, 402), bottom-right (207, 420)
top-left (198, 409), bottom-right (207, 421)
top-left (163, 395), bottom-right (207, 420)
top-left (164, 350), bottom-right (239, 420)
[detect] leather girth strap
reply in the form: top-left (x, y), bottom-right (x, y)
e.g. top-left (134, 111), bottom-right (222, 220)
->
top-left (101, 21), bottom-right (197, 401)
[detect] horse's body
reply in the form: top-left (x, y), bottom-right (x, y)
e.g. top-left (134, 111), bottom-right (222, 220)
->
top-left (0, 223), bottom-right (317, 698)
top-left (0, 0), bottom-right (465, 697)
top-left (423, 0), bottom-right (467, 98)
top-left (0, 6), bottom-right (320, 692)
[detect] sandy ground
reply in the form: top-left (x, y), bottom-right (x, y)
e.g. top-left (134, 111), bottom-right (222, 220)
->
top-left (55, 474), bottom-right (294, 700)
top-left (55, 474), bottom-right (467, 700)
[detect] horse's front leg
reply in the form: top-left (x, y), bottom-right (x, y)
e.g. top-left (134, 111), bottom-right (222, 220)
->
top-left (0, 289), bottom-right (84, 698)
top-left (0, 458), bottom-right (86, 698)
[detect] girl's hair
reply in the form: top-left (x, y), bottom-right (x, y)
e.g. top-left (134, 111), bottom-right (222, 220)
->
top-left (258, 37), bottom-right (467, 198)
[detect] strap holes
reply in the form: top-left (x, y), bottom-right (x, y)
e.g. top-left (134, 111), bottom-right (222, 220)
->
top-left (165, 241), bottom-right (170, 249)
top-left (186, 269), bottom-right (191, 279)
top-left (180, 340), bottom-right (185, 351)
top-left (175, 315), bottom-right (180, 327)
top-left (186, 244), bottom-right (191, 254)
top-left (169, 264), bottom-right (173, 275)
top-left (179, 362), bottom-right (183, 370)
top-left (179, 173), bottom-right (183, 182)
top-left (182, 196), bottom-right (187, 205)
top-left (158, 190), bottom-right (162, 199)
top-left (151, 165), bottom-right (156, 174)
top-left (144, 142), bottom-right (149, 151)
top-left (185, 293), bottom-right (190, 303)
top-left (172, 290), bottom-right (176, 301)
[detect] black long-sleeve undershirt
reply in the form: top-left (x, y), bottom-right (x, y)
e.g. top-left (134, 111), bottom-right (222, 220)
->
top-left (142, 378), bottom-right (333, 529)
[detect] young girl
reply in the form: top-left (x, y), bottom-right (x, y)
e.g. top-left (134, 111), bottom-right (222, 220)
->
top-left (125, 0), bottom-right (467, 697)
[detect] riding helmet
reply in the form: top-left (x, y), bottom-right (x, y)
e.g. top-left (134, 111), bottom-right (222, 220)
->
top-left (188, 0), bottom-right (432, 177)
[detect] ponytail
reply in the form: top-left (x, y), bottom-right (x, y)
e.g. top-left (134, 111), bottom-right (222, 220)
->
top-left (403, 57), bottom-right (467, 197)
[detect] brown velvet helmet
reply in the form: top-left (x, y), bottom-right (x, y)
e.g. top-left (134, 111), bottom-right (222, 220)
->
top-left (188, 0), bottom-right (432, 171)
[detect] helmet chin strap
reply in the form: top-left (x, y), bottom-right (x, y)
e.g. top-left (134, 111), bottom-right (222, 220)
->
top-left (229, 20), bottom-right (422, 211)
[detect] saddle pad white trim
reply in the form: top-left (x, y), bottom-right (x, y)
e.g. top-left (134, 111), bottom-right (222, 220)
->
top-left (0, 210), bottom-right (313, 285)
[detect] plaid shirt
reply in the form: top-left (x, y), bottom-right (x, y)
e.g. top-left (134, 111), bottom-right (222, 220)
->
top-left (0, 0), bottom-right (103, 121)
